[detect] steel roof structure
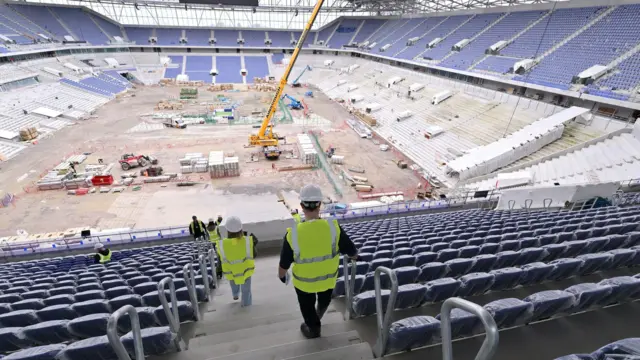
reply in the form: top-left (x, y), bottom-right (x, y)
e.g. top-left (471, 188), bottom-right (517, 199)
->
top-left (20, 0), bottom-right (568, 28)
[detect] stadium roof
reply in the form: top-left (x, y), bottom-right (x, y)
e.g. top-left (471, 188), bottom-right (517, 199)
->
top-left (21, 0), bottom-right (568, 27)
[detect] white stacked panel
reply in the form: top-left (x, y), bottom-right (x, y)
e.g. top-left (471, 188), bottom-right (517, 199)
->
top-left (224, 157), bottom-right (240, 177)
top-left (297, 134), bottom-right (318, 167)
top-left (208, 151), bottom-right (225, 178)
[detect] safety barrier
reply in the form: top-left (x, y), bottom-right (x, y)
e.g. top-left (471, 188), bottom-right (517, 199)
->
top-left (372, 266), bottom-right (398, 358)
top-left (440, 298), bottom-right (499, 360)
top-left (158, 277), bottom-right (184, 351)
top-left (107, 305), bottom-right (145, 360)
top-left (182, 262), bottom-right (201, 321)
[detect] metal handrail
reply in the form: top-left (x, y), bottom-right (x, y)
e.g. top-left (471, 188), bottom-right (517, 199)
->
top-left (106, 305), bottom-right (144, 360)
top-left (543, 198), bottom-right (552, 208)
top-left (207, 248), bottom-right (218, 290)
top-left (182, 263), bottom-right (201, 321)
top-left (524, 199), bottom-right (533, 212)
top-left (342, 255), bottom-right (356, 320)
top-left (372, 266), bottom-right (398, 358)
top-left (440, 298), bottom-right (499, 360)
top-left (198, 254), bottom-right (210, 301)
top-left (158, 277), bottom-right (180, 334)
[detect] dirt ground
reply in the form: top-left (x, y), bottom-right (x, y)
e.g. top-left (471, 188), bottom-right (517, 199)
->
top-left (0, 84), bottom-right (420, 237)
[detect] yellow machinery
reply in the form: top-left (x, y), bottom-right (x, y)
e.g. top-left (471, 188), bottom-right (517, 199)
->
top-left (248, 0), bottom-right (325, 159)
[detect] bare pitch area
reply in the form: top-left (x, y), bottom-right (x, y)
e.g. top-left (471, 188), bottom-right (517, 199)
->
top-left (0, 85), bottom-right (420, 236)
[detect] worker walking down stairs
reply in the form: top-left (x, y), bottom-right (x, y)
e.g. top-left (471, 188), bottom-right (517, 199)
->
top-left (278, 184), bottom-right (358, 339)
top-left (217, 216), bottom-right (259, 307)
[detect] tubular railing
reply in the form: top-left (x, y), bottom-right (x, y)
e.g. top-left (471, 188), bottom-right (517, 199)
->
top-left (107, 305), bottom-right (144, 360)
top-left (158, 277), bottom-right (180, 333)
top-left (342, 255), bottom-right (356, 320)
top-left (440, 298), bottom-right (499, 360)
top-left (182, 262), bottom-right (201, 321)
top-left (372, 266), bottom-right (398, 358)
top-left (198, 254), bottom-right (211, 301)
top-left (207, 248), bottom-right (218, 290)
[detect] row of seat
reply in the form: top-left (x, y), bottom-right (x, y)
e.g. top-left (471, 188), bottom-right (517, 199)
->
top-left (555, 338), bottom-right (640, 359)
top-left (382, 274), bottom-right (640, 355)
top-left (335, 244), bottom-right (640, 297)
top-left (348, 250), bottom-right (640, 317)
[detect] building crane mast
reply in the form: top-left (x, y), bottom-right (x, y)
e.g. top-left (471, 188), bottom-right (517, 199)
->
top-left (248, 0), bottom-right (325, 159)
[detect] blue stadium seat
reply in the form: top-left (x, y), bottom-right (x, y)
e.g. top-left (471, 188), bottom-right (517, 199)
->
top-left (12, 299), bottom-right (45, 311)
top-left (2, 344), bottom-right (67, 360)
top-left (0, 327), bottom-right (30, 353)
top-left (458, 273), bottom-right (494, 296)
top-left (353, 289), bottom-right (388, 317)
top-left (489, 267), bottom-right (523, 291)
top-left (424, 278), bottom-right (460, 303)
top-left (495, 251), bottom-right (520, 268)
top-left (395, 266), bottom-right (420, 285)
top-left (134, 282), bottom-right (158, 296)
top-left (435, 308), bottom-right (479, 338)
top-left (55, 335), bottom-right (116, 360)
top-left (0, 294), bottom-right (21, 304)
top-left (484, 298), bottom-right (533, 328)
top-left (72, 300), bottom-right (111, 316)
top-left (608, 248), bottom-right (636, 268)
top-left (154, 301), bottom-right (196, 324)
top-left (23, 320), bottom-right (73, 345)
top-left (361, 272), bottom-right (387, 292)
top-left (122, 326), bottom-right (178, 356)
top-left (479, 243), bottom-right (499, 255)
top-left (101, 279), bottom-right (127, 290)
top-left (373, 250), bottom-right (393, 260)
top-left (548, 258), bottom-right (583, 281)
top-left (469, 254), bottom-right (497, 273)
top-left (128, 276), bottom-right (152, 288)
top-left (599, 276), bottom-right (640, 304)
top-left (565, 283), bottom-right (613, 313)
top-left (105, 286), bottom-right (134, 299)
top-left (459, 246), bottom-right (480, 258)
top-left (415, 252), bottom-right (437, 267)
top-left (49, 286), bottom-right (75, 296)
top-left (524, 290), bottom-right (576, 322)
top-left (0, 310), bottom-right (38, 327)
top-left (117, 307), bottom-right (158, 332)
top-left (333, 275), bottom-right (365, 297)
top-left (395, 284), bottom-right (427, 309)
top-left (591, 338), bottom-right (640, 359)
top-left (370, 258), bottom-right (393, 273)
top-left (109, 294), bottom-right (143, 309)
top-left (417, 262), bottom-right (446, 282)
top-left (392, 255), bottom-right (415, 269)
top-left (577, 253), bottom-right (613, 275)
top-left (387, 316), bottom-right (440, 353)
top-left (75, 290), bottom-right (106, 302)
top-left (176, 285), bottom-right (207, 303)
top-left (542, 244), bottom-right (567, 261)
top-left (37, 304), bottom-right (78, 321)
top-left (21, 290), bottom-right (49, 300)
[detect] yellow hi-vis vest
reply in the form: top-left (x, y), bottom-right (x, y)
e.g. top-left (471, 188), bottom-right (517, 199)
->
top-left (209, 228), bottom-right (220, 242)
top-left (216, 236), bottom-right (255, 285)
top-left (292, 213), bottom-right (302, 223)
top-left (190, 221), bottom-right (203, 234)
top-left (98, 250), bottom-right (112, 263)
top-left (286, 219), bottom-right (340, 293)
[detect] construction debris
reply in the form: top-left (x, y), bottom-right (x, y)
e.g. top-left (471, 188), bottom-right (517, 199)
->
top-left (349, 167), bottom-right (365, 173)
top-left (19, 127), bottom-right (38, 141)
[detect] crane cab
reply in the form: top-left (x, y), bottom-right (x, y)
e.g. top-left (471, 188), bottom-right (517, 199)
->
top-left (263, 146), bottom-right (281, 160)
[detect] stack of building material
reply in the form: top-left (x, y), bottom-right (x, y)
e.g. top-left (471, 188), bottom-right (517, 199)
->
top-left (330, 155), bottom-right (344, 164)
top-left (297, 134), bottom-right (318, 167)
top-left (37, 171), bottom-right (72, 190)
top-left (208, 151), bottom-right (225, 178)
top-left (223, 157), bottom-right (240, 177)
top-left (179, 153), bottom-right (208, 174)
top-left (64, 176), bottom-right (93, 190)
top-left (19, 127), bottom-right (38, 141)
top-left (65, 154), bottom-right (88, 165)
top-left (143, 176), bottom-right (171, 183)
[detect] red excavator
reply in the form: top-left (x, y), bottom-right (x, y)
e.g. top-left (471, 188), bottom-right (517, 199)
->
top-left (119, 154), bottom-right (157, 171)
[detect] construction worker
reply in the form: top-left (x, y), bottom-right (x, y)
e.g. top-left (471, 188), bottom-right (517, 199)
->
top-left (93, 243), bottom-right (112, 264)
top-left (291, 209), bottom-right (302, 223)
top-left (217, 216), bottom-right (258, 307)
top-left (278, 184), bottom-right (358, 339)
top-left (189, 215), bottom-right (207, 241)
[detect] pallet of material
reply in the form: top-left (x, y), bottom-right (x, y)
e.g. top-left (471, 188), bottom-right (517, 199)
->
top-left (208, 151), bottom-right (225, 178)
top-left (143, 176), bottom-right (171, 183)
top-left (223, 157), bottom-right (240, 177)
top-left (277, 164), bottom-right (314, 172)
top-left (19, 127), bottom-right (38, 141)
top-left (64, 177), bottom-right (93, 190)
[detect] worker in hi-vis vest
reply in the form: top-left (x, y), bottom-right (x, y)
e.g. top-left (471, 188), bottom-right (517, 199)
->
top-left (217, 216), bottom-right (258, 307)
top-left (291, 209), bottom-right (302, 223)
top-left (278, 184), bottom-right (358, 339)
top-left (189, 215), bottom-right (207, 240)
top-left (93, 243), bottom-right (112, 264)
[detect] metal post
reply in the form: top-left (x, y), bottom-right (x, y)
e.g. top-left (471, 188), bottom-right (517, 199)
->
top-left (543, 198), bottom-right (552, 209)
top-left (107, 305), bottom-right (144, 360)
top-left (158, 277), bottom-right (180, 334)
top-left (182, 263), bottom-right (201, 321)
top-left (524, 199), bottom-right (532, 212)
top-left (207, 248), bottom-right (218, 290)
top-left (198, 255), bottom-right (210, 301)
top-left (342, 255), bottom-right (355, 320)
top-left (508, 200), bottom-right (515, 210)
top-left (440, 298), bottom-right (499, 360)
top-left (372, 266), bottom-right (398, 358)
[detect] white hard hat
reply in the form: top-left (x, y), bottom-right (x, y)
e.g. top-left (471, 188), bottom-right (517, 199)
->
top-left (94, 243), bottom-right (104, 250)
top-left (225, 216), bottom-right (243, 233)
top-left (208, 218), bottom-right (214, 223)
top-left (300, 184), bottom-right (323, 202)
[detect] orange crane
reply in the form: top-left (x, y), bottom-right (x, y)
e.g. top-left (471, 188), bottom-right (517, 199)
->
top-left (248, 0), bottom-right (325, 160)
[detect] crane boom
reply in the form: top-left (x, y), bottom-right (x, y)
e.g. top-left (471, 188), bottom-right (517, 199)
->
top-left (252, 0), bottom-right (325, 142)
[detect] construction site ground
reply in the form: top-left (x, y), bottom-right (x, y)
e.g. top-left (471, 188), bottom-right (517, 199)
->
top-left (0, 85), bottom-right (420, 237)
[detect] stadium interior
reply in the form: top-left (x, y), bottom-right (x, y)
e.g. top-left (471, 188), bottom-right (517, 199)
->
top-left (0, 0), bottom-right (640, 358)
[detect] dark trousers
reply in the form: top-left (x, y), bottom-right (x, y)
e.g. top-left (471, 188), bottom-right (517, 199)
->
top-left (295, 287), bottom-right (333, 330)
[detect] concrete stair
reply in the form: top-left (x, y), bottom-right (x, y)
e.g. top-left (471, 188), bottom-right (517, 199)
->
top-left (150, 254), bottom-right (374, 360)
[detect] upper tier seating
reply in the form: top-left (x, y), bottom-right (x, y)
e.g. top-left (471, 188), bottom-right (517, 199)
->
top-left (0, 242), bottom-right (214, 360)
top-left (555, 338), bottom-right (640, 359)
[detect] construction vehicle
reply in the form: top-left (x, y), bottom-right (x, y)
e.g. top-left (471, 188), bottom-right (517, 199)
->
top-left (119, 154), bottom-right (157, 171)
top-left (264, 146), bottom-right (282, 160)
top-left (325, 146), bottom-right (335, 158)
top-left (292, 65), bottom-right (312, 87)
top-left (282, 94), bottom-right (303, 110)
top-left (140, 166), bottom-right (164, 177)
top-left (162, 118), bottom-right (187, 129)
top-left (304, 91), bottom-right (314, 97)
top-left (248, 1), bottom-right (323, 159)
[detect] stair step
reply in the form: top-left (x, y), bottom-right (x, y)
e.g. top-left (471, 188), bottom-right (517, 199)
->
top-left (161, 330), bottom-right (362, 360)
top-left (282, 343), bottom-right (374, 360)
top-left (187, 321), bottom-right (356, 358)
top-left (196, 311), bottom-right (302, 335)
top-left (192, 311), bottom-right (345, 346)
